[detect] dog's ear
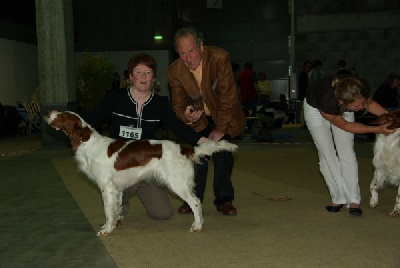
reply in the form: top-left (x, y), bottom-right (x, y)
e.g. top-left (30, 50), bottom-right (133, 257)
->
top-left (80, 126), bottom-right (92, 143)
top-left (370, 113), bottom-right (391, 126)
top-left (388, 110), bottom-right (400, 129)
top-left (370, 110), bottom-right (400, 130)
top-left (70, 124), bottom-right (82, 150)
top-left (69, 125), bottom-right (92, 150)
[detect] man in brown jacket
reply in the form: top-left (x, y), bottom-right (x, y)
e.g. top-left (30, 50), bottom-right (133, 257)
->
top-left (168, 27), bottom-right (246, 215)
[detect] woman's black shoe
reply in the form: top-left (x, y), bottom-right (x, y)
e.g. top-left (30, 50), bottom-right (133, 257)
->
top-left (349, 207), bottom-right (363, 216)
top-left (326, 204), bottom-right (344, 212)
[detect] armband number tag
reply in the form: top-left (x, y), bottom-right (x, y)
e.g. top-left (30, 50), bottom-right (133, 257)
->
top-left (119, 126), bottom-right (142, 140)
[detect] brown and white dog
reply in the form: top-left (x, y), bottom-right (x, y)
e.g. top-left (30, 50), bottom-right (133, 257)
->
top-left (369, 109), bottom-right (400, 217)
top-left (44, 111), bottom-right (238, 235)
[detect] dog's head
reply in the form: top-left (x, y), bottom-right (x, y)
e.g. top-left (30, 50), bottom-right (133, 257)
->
top-left (370, 110), bottom-right (400, 130)
top-left (45, 111), bottom-right (92, 150)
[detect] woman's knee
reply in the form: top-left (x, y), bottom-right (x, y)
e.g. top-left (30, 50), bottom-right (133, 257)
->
top-left (147, 206), bottom-right (173, 220)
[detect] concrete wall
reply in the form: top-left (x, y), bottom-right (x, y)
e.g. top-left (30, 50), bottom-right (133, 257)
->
top-left (0, 38), bottom-right (39, 106)
top-left (295, 0), bottom-right (400, 91)
top-left (73, 0), bottom-right (291, 101)
top-left (1, 0), bottom-right (399, 106)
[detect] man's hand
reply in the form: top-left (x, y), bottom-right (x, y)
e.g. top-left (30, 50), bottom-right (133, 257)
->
top-left (208, 130), bottom-right (224, 141)
top-left (182, 106), bottom-right (204, 124)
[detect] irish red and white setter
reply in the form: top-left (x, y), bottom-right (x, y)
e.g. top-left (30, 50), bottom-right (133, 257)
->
top-left (45, 111), bottom-right (238, 235)
top-left (369, 109), bottom-right (400, 217)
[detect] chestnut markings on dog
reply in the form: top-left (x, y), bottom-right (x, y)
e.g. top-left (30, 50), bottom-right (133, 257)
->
top-left (107, 140), bottom-right (126, 157)
top-left (114, 141), bottom-right (162, 170)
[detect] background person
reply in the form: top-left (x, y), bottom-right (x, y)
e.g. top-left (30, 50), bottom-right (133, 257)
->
top-left (297, 60), bottom-right (312, 102)
top-left (308, 60), bottom-right (323, 84)
top-left (297, 60), bottom-right (312, 127)
top-left (258, 71), bottom-right (273, 106)
top-left (336, 59), bottom-right (352, 75)
top-left (168, 27), bottom-right (246, 216)
top-left (372, 73), bottom-right (400, 109)
top-left (304, 75), bottom-right (394, 216)
top-left (238, 62), bottom-right (259, 132)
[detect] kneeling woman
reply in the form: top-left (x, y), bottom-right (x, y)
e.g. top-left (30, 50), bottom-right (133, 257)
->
top-left (304, 75), bottom-right (394, 216)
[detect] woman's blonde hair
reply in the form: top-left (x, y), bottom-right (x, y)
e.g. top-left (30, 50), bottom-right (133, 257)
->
top-left (332, 77), bottom-right (371, 112)
top-left (332, 76), bottom-right (370, 113)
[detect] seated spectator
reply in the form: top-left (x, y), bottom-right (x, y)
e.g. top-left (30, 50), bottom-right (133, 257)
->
top-left (373, 73), bottom-right (400, 109)
top-left (258, 94), bottom-right (294, 126)
top-left (258, 71), bottom-right (272, 105)
top-left (277, 94), bottom-right (295, 124)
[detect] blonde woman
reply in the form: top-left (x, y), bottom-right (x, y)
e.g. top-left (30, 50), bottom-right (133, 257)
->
top-left (304, 75), bottom-right (394, 216)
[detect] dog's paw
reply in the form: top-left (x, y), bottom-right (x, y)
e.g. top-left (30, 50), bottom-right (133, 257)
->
top-left (389, 210), bottom-right (400, 217)
top-left (369, 197), bottom-right (378, 208)
top-left (97, 230), bottom-right (111, 236)
top-left (370, 202), bottom-right (378, 208)
top-left (189, 222), bottom-right (202, 232)
top-left (97, 223), bottom-right (115, 236)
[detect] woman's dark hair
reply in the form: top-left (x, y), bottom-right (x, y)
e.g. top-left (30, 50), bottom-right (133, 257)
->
top-left (128, 53), bottom-right (157, 75)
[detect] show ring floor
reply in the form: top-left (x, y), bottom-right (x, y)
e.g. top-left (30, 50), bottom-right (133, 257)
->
top-left (1, 128), bottom-right (399, 268)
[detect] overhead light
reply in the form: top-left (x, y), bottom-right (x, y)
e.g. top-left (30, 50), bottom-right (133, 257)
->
top-left (154, 35), bottom-right (163, 40)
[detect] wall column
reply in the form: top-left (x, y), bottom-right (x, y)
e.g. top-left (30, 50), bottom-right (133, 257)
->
top-left (35, 0), bottom-right (76, 147)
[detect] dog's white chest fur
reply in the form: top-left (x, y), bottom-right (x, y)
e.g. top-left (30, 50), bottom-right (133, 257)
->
top-left (370, 129), bottom-right (400, 217)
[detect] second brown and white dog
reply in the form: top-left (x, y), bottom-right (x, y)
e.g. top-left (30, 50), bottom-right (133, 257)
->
top-left (45, 111), bottom-right (238, 235)
top-left (369, 109), bottom-right (400, 217)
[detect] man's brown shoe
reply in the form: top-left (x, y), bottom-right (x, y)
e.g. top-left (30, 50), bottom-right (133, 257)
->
top-left (177, 203), bottom-right (192, 214)
top-left (217, 202), bottom-right (237, 216)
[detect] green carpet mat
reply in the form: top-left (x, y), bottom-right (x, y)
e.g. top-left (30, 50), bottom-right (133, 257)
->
top-left (0, 149), bottom-right (116, 268)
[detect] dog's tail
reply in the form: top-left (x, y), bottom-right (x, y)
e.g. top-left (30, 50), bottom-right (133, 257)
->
top-left (193, 140), bottom-right (238, 162)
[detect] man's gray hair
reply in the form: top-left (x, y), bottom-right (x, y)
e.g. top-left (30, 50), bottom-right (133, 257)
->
top-left (173, 27), bottom-right (204, 51)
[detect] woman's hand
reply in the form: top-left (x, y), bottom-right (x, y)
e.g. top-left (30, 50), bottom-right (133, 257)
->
top-left (378, 123), bottom-right (396, 136)
top-left (182, 106), bottom-right (203, 124)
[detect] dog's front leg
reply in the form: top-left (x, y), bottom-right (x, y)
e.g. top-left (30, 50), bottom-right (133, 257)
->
top-left (98, 183), bottom-right (119, 236)
top-left (389, 185), bottom-right (400, 217)
top-left (369, 170), bottom-right (380, 208)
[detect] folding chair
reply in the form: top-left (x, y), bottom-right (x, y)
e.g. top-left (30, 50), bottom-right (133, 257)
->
top-left (24, 99), bottom-right (41, 133)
